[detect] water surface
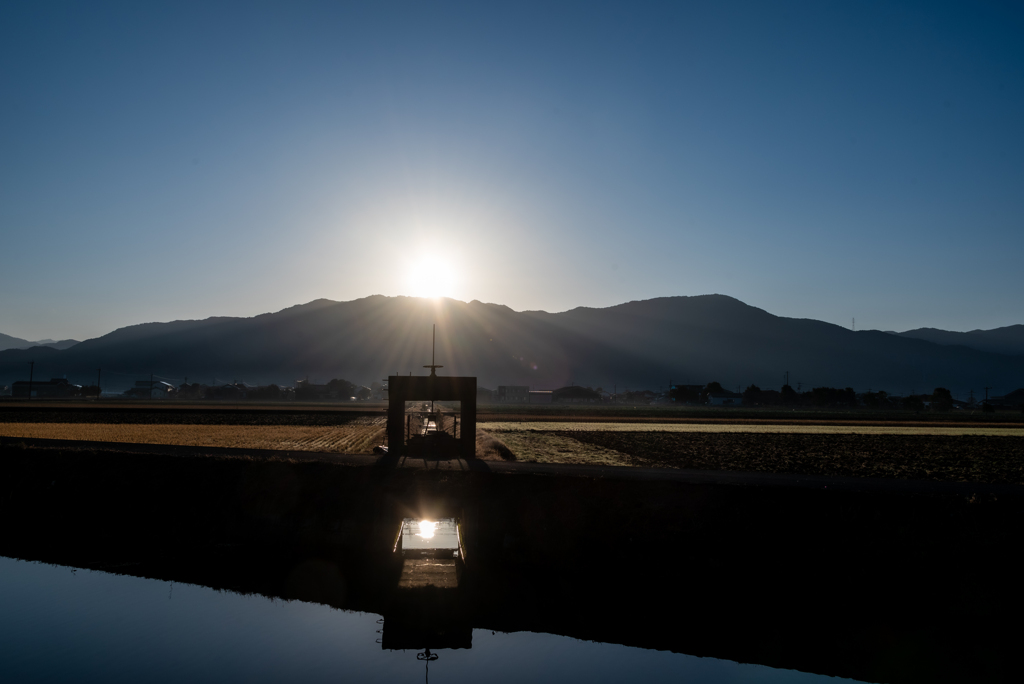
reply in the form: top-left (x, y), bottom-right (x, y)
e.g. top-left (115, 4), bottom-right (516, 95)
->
top-left (0, 557), bottom-right (860, 683)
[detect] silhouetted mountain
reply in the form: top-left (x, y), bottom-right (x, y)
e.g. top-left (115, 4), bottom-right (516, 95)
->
top-left (895, 325), bottom-right (1024, 357)
top-left (0, 333), bottom-right (79, 352)
top-left (1, 295), bottom-right (1022, 395)
top-left (31, 339), bottom-right (80, 350)
top-left (0, 333), bottom-right (29, 351)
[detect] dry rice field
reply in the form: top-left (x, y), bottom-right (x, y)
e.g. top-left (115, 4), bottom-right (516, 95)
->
top-left (3, 414), bottom-right (1023, 483)
top-left (0, 421), bottom-right (386, 454)
top-left (486, 430), bottom-right (630, 466)
top-left (479, 428), bottom-right (1024, 484)
top-left (479, 421), bottom-right (1024, 436)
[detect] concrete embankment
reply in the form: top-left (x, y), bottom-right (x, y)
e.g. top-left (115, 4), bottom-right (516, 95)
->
top-left (2, 439), bottom-right (1022, 684)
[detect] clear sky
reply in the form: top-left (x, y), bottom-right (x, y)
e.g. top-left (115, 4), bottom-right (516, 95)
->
top-left (2, 0), bottom-right (1022, 341)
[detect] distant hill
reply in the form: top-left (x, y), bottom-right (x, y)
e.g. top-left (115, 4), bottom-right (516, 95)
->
top-left (0, 333), bottom-right (79, 352)
top-left (0, 333), bottom-right (29, 351)
top-left (896, 325), bottom-right (1024, 357)
top-left (29, 338), bottom-right (81, 350)
top-left (1, 295), bottom-right (1022, 395)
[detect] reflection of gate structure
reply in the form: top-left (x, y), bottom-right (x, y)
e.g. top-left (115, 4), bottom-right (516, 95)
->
top-left (388, 375), bottom-right (476, 458)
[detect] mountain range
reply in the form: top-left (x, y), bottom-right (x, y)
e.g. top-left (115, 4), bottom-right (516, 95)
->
top-left (0, 333), bottom-right (79, 353)
top-left (894, 326), bottom-right (1024, 357)
top-left (1, 295), bottom-right (1022, 395)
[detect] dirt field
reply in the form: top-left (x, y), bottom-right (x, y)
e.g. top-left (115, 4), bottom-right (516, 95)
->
top-left (480, 421), bottom-right (1024, 436)
top-left (545, 430), bottom-right (1024, 484)
top-left (3, 405), bottom-right (1022, 482)
top-left (0, 420), bottom-right (386, 454)
top-left (476, 403), bottom-right (1024, 424)
top-left (485, 430), bottom-right (629, 466)
top-left (473, 421), bottom-right (1024, 483)
top-left (0, 409), bottom-right (383, 426)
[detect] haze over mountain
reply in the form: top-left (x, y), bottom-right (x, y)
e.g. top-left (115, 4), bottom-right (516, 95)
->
top-left (1, 295), bottom-right (1022, 397)
top-left (0, 334), bottom-right (79, 353)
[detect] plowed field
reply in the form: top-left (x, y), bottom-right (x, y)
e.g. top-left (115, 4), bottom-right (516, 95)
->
top-left (0, 421), bottom-right (385, 454)
top-left (479, 421), bottom-right (1024, 436)
top-left (4, 411), bottom-right (1023, 483)
top-left (553, 430), bottom-right (1024, 484)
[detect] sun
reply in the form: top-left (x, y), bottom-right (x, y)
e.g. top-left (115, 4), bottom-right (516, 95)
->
top-left (405, 254), bottom-right (457, 299)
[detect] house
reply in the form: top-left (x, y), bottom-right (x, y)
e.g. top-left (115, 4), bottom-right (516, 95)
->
top-left (176, 383), bottom-right (206, 399)
top-left (12, 378), bottom-right (81, 398)
top-left (126, 380), bottom-right (176, 399)
top-left (528, 390), bottom-right (553, 404)
top-left (991, 388), bottom-right (1024, 407)
top-left (295, 378), bottom-right (364, 401)
top-left (496, 385), bottom-right (530, 403)
top-left (553, 386), bottom-right (600, 403)
top-left (708, 391), bottom-right (743, 406)
top-left (295, 379), bottom-right (330, 400)
top-left (670, 384), bottom-right (704, 404)
top-left (618, 390), bottom-right (657, 405)
top-left (206, 383), bottom-right (247, 400)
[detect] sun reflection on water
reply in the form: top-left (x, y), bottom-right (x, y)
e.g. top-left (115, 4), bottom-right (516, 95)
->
top-left (416, 520), bottom-right (436, 539)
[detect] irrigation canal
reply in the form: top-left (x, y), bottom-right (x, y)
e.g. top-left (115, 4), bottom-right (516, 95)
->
top-left (1, 437), bottom-right (1021, 683)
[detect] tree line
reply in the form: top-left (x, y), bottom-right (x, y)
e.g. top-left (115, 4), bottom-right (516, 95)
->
top-left (671, 382), bottom-right (969, 411)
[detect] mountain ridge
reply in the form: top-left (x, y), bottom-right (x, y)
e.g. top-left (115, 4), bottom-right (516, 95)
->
top-left (0, 333), bottom-right (79, 353)
top-left (1, 295), bottom-right (1021, 395)
top-left (895, 325), bottom-right (1024, 357)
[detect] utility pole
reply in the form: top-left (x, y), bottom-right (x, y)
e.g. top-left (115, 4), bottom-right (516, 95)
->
top-left (784, 371), bottom-right (789, 387)
top-left (97, 369), bottom-right (101, 400)
top-left (28, 361), bottom-right (34, 400)
top-left (852, 318), bottom-right (855, 332)
top-left (984, 387), bottom-right (992, 402)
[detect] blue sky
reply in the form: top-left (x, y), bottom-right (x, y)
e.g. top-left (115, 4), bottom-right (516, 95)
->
top-left (2, 0), bottom-right (1022, 341)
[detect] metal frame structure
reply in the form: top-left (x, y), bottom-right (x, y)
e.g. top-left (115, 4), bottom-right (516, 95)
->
top-left (387, 374), bottom-right (477, 458)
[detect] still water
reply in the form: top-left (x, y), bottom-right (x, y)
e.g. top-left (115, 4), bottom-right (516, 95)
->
top-left (0, 557), bottom-right (860, 683)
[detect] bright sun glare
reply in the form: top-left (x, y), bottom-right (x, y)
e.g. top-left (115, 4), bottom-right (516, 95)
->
top-left (406, 254), bottom-right (457, 299)
top-left (416, 520), bottom-right (437, 539)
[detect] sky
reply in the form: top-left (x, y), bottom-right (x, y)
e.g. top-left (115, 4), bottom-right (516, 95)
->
top-left (2, 0), bottom-right (1023, 341)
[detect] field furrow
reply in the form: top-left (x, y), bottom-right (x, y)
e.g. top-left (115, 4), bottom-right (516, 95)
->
top-left (0, 423), bottom-right (385, 454)
top-left (481, 422), bottom-right (1024, 436)
top-left (554, 430), bottom-right (1024, 484)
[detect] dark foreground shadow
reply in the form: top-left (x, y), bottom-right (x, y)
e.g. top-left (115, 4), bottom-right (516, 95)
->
top-left (1, 441), bottom-right (1021, 684)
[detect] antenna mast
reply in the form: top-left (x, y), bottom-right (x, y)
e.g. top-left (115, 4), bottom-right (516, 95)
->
top-left (423, 324), bottom-right (443, 377)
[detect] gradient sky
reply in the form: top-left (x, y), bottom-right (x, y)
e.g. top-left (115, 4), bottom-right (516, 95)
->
top-left (2, 0), bottom-right (1023, 341)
